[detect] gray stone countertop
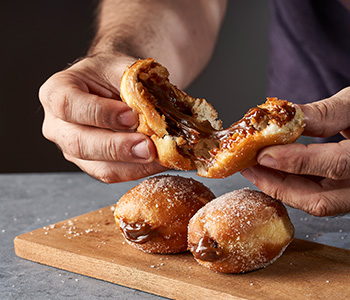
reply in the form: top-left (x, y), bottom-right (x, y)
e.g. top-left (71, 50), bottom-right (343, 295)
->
top-left (1, 171), bottom-right (349, 300)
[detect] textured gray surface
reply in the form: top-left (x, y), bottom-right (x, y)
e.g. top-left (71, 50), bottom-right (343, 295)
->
top-left (1, 171), bottom-right (349, 300)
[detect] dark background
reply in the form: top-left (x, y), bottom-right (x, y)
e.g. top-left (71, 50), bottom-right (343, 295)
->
top-left (1, 0), bottom-right (269, 173)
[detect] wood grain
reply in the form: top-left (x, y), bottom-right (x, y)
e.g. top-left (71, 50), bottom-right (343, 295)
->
top-left (14, 205), bottom-right (350, 300)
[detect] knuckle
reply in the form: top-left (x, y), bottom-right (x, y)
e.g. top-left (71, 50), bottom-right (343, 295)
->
top-left (39, 73), bottom-right (72, 121)
top-left (54, 92), bottom-right (71, 121)
top-left (41, 118), bottom-right (54, 141)
top-left (103, 138), bottom-right (123, 161)
top-left (269, 187), bottom-right (285, 202)
top-left (307, 195), bottom-right (330, 217)
top-left (327, 144), bottom-right (350, 180)
top-left (267, 144), bottom-right (309, 175)
top-left (290, 154), bottom-right (308, 175)
top-left (260, 179), bottom-right (286, 202)
top-left (102, 137), bottom-right (137, 162)
top-left (63, 131), bottom-right (84, 159)
top-left (312, 101), bottom-right (335, 137)
top-left (86, 95), bottom-right (106, 127)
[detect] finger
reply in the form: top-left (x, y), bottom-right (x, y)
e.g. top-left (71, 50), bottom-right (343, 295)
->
top-left (64, 154), bottom-right (168, 183)
top-left (39, 73), bottom-right (138, 131)
top-left (257, 141), bottom-right (350, 180)
top-left (43, 116), bottom-right (156, 163)
top-left (240, 165), bottom-right (350, 216)
top-left (299, 86), bottom-right (350, 137)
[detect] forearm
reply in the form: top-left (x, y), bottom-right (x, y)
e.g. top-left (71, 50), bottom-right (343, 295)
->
top-left (89, 0), bottom-right (227, 88)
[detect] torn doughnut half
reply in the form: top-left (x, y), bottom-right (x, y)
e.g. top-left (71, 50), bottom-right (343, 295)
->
top-left (120, 58), bottom-right (305, 178)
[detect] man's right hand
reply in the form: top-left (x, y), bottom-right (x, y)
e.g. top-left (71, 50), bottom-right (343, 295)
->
top-left (39, 53), bottom-right (167, 183)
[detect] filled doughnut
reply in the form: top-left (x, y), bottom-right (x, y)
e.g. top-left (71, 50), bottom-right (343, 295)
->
top-left (120, 58), bottom-right (305, 178)
top-left (187, 188), bottom-right (294, 273)
top-left (114, 175), bottom-right (215, 253)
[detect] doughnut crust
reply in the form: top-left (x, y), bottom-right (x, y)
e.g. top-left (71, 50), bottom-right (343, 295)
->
top-left (120, 58), bottom-right (305, 178)
top-left (188, 189), bottom-right (294, 273)
top-left (114, 175), bottom-right (215, 254)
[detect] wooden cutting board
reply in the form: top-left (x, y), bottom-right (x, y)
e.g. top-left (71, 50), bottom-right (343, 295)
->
top-left (14, 205), bottom-right (350, 300)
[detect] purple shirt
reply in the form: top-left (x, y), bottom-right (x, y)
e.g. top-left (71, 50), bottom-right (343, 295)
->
top-left (268, 0), bottom-right (350, 141)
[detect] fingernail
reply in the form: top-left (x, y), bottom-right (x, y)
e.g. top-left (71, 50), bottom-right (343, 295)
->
top-left (258, 155), bottom-right (278, 168)
top-left (240, 168), bottom-right (256, 184)
top-left (119, 110), bottom-right (138, 128)
top-left (132, 140), bottom-right (151, 160)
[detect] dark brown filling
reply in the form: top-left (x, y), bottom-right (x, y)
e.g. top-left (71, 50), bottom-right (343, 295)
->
top-left (190, 235), bottom-right (223, 262)
top-left (140, 73), bottom-right (295, 163)
top-left (119, 219), bottom-right (158, 244)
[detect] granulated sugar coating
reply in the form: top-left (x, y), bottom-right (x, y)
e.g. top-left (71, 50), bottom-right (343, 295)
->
top-left (188, 188), bottom-right (295, 273)
top-left (114, 175), bottom-right (215, 254)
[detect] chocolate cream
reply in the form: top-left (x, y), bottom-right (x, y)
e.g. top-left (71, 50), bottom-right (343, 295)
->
top-left (190, 235), bottom-right (223, 262)
top-left (140, 73), bottom-right (295, 163)
top-left (119, 219), bottom-right (158, 243)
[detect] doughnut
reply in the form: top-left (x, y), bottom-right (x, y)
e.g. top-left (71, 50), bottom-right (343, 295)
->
top-left (114, 175), bottom-right (215, 253)
top-left (187, 188), bottom-right (294, 273)
top-left (120, 58), bottom-right (305, 178)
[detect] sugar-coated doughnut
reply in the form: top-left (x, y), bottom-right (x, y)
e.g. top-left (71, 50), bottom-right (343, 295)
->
top-left (187, 188), bottom-right (294, 273)
top-left (114, 175), bottom-right (215, 253)
top-left (120, 58), bottom-right (305, 178)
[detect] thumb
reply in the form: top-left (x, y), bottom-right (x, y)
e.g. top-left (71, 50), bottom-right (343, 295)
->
top-left (300, 87), bottom-right (350, 138)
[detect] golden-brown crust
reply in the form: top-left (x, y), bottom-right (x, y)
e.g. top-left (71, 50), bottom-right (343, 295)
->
top-left (201, 101), bottom-right (305, 178)
top-left (120, 58), bottom-right (222, 171)
top-left (114, 175), bottom-right (215, 254)
top-left (120, 59), bottom-right (169, 137)
top-left (120, 59), bottom-right (305, 178)
top-left (187, 189), bottom-right (294, 273)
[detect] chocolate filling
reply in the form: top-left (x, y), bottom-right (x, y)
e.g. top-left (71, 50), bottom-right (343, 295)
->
top-left (139, 70), bottom-right (295, 164)
top-left (190, 235), bottom-right (223, 262)
top-left (119, 219), bottom-right (158, 244)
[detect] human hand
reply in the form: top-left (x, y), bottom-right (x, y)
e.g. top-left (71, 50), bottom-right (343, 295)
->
top-left (241, 87), bottom-right (350, 216)
top-left (39, 53), bottom-right (167, 183)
